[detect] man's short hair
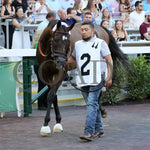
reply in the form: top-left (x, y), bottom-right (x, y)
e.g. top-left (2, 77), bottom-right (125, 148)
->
top-left (81, 21), bottom-right (94, 29)
top-left (67, 7), bottom-right (75, 14)
top-left (46, 11), bottom-right (56, 19)
top-left (84, 12), bottom-right (92, 16)
top-left (135, 1), bottom-right (142, 7)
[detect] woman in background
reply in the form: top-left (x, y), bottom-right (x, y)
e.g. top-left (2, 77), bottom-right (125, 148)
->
top-left (111, 20), bottom-right (128, 41)
top-left (121, 12), bottom-right (130, 28)
top-left (100, 19), bottom-right (109, 29)
top-left (101, 8), bottom-right (114, 28)
top-left (11, 6), bottom-right (32, 49)
top-left (85, 0), bottom-right (102, 25)
top-left (1, 0), bottom-right (15, 48)
top-left (119, 0), bottom-right (134, 12)
top-left (73, 0), bottom-right (83, 16)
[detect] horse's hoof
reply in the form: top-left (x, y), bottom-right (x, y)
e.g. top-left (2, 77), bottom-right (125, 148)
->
top-left (40, 126), bottom-right (51, 137)
top-left (53, 123), bottom-right (63, 133)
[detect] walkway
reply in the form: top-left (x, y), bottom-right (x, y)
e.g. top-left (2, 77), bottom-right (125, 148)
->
top-left (0, 102), bottom-right (150, 150)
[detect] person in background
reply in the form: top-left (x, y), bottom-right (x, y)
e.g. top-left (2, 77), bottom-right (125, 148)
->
top-left (100, 0), bottom-right (112, 12)
top-left (73, 0), bottom-right (83, 16)
top-left (85, 0), bottom-right (102, 25)
top-left (101, 8), bottom-right (114, 28)
top-left (11, 0), bottom-right (31, 13)
top-left (142, 0), bottom-right (150, 11)
top-left (121, 12), bottom-right (130, 28)
top-left (110, 0), bottom-right (120, 18)
top-left (119, 0), bottom-right (134, 12)
top-left (111, 20), bottom-right (128, 41)
top-left (36, 11), bottom-right (56, 31)
top-left (35, 0), bottom-right (51, 22)
top-left (35, 0), bottom-right (51, 13)
top-left (80, 8), bottom-right (96, 23)
top-left (45, 0), bottom-right (61, 16)
top-left (81, 0), bottom-right (88, 10)
top-left (60, 0), bottom-right (75, 12)
top-left (129, 1), bottom-right (145, 29)
top-left (11, 6), bottom-right (32, 49)
top-left (58, 8), bottom-right (82, 26)
top-left (1, 0), bottom-right (15, 48)
top-left (139, 10), bottom-right (150, 40)
top-left (67, 21), bottom-right (113, 141)
top-left (100, 19), bottom-right (109, 29)
top-left (83, 11), bottom-right (93, 22)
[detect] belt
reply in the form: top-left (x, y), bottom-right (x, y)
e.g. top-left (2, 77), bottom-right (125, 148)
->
top-left (101, 72), bottom-right (105, 75)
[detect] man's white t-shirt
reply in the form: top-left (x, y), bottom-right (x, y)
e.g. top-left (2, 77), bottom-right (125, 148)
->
top-left (129, 11), bottom-right (145, 29)
top-left (72, 35), bottom-right (111, 87)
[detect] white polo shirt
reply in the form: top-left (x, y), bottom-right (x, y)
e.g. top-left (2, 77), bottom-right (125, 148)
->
top-left (72, 35), bottom-right (111, 87)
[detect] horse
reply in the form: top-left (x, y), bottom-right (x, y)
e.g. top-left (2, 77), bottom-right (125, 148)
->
top-left (36, 20), bottom-right (132, 136)
top-left (36, 20), bottom-right (74, 136)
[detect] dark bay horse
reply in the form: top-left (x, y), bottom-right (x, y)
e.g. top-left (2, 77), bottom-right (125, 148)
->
top-left (36, 20), bottom-right (74, 136)
top-left (36, 21), bottom-right (132, 136)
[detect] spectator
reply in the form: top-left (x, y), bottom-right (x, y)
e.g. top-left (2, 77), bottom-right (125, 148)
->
top-left (129, 1), bottom-right (145, 29)
top-left (121, 12), bottom-right (130, 28)
top-left (60, 0), bottom-right (75, 12)
top-left (11, 6), bottom-right (32, 49)
top-left (45, 0), bottom-right (61, 19)
top-left (58, 8), bottom-right (81, 26)
top-left (119, 0), bottom-right (134, 12)
top-left (81, 0), bottom-right (88, 10)
top-left (85, 0), bottom-right (102, 25)
top-left (37, 11), bottom-right (56, 31)
top-left (11, 0), bottom-right (31, 13)
top-left (35, 0), bottom-right (51, 21)
top-left (1, 0), bottom-right (15, 48)
top-left (83, 11), bottom-right (93, 21)
top-left (111, 20), bottom-right (128, 41)
top-left (100, 0), bottom-right (112, 12)
top-left (139, 10), bottom-right (150, 40)
top-left (142, 0), bottom-right (150, 11)
top-left (101, 8), bottom-right (114, 28)
top-left (100, 19), bottom-right (109, 29)
top-left (81, 7), bottom-right (96, 23)
top-left (73, 0), bottom-right (82, 16)
top-left (110, 0), bottom-right (120, 18)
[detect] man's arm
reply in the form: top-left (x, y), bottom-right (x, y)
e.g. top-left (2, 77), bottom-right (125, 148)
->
top-left (104, 54), bottom-right (113, 87)
top-left (65, 56), bottom-right (76, 71)
top-left (67, 14), bottom-right (82, 23)
top-left (143, 33), bottom-right (150, 40)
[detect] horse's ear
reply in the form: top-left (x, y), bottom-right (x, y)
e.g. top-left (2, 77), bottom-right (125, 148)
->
top-left (67, 23), bottom-right (75, 31)
top-left (56, 20), bottom-right (62, 29)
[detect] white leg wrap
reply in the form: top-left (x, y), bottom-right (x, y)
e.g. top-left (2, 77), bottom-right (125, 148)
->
top-left (40, 126), bottom-right (51, 137)
top-left (53, 123), bottom-right (63, 133)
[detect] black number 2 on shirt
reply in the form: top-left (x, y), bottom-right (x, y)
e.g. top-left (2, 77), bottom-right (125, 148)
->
top-left (81, 53), bottom-right (91, 76)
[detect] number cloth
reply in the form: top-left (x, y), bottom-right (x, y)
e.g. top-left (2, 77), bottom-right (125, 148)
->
top-left (72, 35), bottom-right (111, 87)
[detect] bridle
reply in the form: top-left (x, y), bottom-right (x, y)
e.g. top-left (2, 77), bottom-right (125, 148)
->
top-left (50, 30), bottom-right (70, 60)
top-left (38, 30), bottom-right (70, 60)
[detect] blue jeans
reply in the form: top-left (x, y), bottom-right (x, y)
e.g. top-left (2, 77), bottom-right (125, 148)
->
top-left (81, 75), bottom-right (105, 135)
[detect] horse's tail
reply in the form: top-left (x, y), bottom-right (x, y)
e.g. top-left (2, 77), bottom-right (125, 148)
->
top-left (102, 27), bottom-right (136, 80)
top-left (102, 27), bottom-right (128, 64)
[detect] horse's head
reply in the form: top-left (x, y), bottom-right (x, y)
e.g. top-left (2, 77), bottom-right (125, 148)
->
top-left (50, 20), bottom-right (74, 66)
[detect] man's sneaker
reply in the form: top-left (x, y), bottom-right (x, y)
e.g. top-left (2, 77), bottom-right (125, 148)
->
top-left (80, 132), bottom-right (93, 141)
top-left (93, 131), bottom-right (104, 138)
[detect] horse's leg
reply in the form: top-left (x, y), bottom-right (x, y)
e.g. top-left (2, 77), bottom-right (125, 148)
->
top-left (52, 95), bottom-right (63, 133)
top-left (40, 72), bottom-right (66, 136)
